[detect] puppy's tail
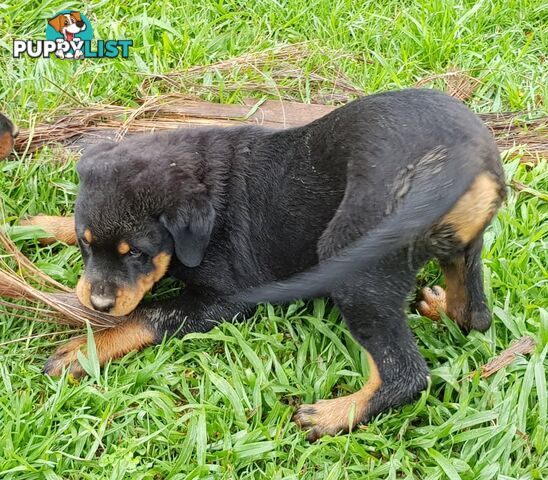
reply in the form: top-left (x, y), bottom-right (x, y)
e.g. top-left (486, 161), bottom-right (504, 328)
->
top-left (235, 144), bottom-right (495, 304)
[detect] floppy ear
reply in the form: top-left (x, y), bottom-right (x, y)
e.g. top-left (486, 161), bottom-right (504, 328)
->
top-left (48, 15), bottom-right (64, 32)
top-left (71, 11), bottom-right (82, 22)
top-left (160, 201), bottom-right (216, 268)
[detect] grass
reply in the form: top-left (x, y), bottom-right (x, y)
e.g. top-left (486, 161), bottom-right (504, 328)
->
top-left (0, 0), bottom-right (547, 478)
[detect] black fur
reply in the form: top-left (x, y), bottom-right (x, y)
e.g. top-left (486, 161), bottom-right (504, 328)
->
top-left (69, 89), bottom-right (505, 432)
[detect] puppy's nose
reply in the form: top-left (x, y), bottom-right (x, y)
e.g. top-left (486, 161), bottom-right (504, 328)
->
top-left (90, 293), bottom-right (116, 312)
top-left (76, 20), bottom-right (84, 27)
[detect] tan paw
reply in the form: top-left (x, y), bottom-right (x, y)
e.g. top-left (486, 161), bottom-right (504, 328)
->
top-left (293, 397), bottom-right (362, 441)
top-left (43, 336), bottom-right (87, 377)
top-left (417, 285), bottom-right (447, 321)
top-left (294, 352), bottom-right (382, 441)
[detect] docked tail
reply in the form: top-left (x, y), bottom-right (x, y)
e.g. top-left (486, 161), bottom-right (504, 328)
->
top-left (235, 144), bottom-right (490, 304)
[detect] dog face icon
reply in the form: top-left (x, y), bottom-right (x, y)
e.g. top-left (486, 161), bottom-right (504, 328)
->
top-left (48, 11), bottom-right (87, 59)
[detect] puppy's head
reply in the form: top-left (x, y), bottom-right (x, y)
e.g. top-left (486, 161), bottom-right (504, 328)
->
top-left (0, 112), bottom-right (18, 160)
top-left (48, 12), bottom-right (86, 37)
top-left (75, 132), bottom-right (217, 316)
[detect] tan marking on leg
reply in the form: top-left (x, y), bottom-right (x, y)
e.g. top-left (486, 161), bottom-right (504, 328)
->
top-left (293, 352), bottom-right (382, 440)
top-left (417, 285), bottom-right (447, 321)
top-left (0, 131), bottom-right (14, 159)
top-left (440, 173), bottom-right (501, 244)
top-left (117, 241), bottom-right (130, 255)
top-left (20, 215), bottom-right (76, 245)
top-left (442, 259), bottom-right (469, 324)
top-left (418, 259), bottom-right (468, 324)
top-left (43, 320), bottom-right (155, 377)
top-left (83, 228), bottom-right (93, 244)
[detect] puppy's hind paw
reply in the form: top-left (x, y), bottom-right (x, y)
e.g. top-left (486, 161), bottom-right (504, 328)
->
top-left (293, 403), bottom-right (344, 442)
top-left (417, 285), bottom-right (447, 321)
top-left (293, 395), bottom-right (366, 442)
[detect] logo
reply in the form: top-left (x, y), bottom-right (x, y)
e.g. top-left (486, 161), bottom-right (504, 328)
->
top-left (13, 10), bottom-right (132, 59)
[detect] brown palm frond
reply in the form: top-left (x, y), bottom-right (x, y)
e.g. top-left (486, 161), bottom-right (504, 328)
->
top-left (12, 95), bottom-right (547, 162)
top-left (0, 226), bottom-right (122, 329)
top-left (415, 67), bottom-right (482, 101)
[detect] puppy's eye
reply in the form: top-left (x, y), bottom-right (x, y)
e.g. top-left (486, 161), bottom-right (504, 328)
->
top-left (128, 248), bottom-right (143, 258)
top-left (80, 237), bottom-right (89, 247)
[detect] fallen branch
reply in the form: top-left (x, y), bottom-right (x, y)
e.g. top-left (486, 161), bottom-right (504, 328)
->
top-left (475, 336), bottom-right (537, 379)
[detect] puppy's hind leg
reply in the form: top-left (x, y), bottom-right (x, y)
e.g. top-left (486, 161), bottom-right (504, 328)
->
top-left (418, 237), bottom-right (491, 332)
top-left (294, 252), bottom-right (430, 441)
top-left (20, 215), bottom-right (76, 245)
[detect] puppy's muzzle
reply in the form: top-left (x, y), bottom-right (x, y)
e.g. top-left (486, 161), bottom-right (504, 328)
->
top-left (90, 293), bottom-right (116, 312)
top-left (90, 281), bottom-right (117, 313)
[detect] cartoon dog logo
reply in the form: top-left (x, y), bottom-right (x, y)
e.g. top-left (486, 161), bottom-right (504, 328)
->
top-left (48, 11), bottom-right (87, 59)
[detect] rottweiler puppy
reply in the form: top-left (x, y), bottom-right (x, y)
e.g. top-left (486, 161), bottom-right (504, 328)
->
top-left (35, 89), bottom-right (505, 440)
top-left (0, 112), bottom-right (18, 159)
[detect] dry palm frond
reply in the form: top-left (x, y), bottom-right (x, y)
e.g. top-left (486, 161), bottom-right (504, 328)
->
top-left (477, 112), bottom-right (547, 162)
top-left (12, 94), bottom-right (547, 162)
top-left (0, 226), bottom-right (122, 329)
top-left (0, 228), bottom-right (69, 292)
top-left (8, 48), bottom-right (546, 160)
top-left (415, 67), bottom-right (482, 101)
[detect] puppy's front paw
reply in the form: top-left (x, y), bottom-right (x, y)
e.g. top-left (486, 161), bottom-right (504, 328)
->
top-left (293, 396), bottom-right (365, 442)
top-left (417, 285), bottom-right (447, 321)
top-left (43, 337), bottom-right (87, 378)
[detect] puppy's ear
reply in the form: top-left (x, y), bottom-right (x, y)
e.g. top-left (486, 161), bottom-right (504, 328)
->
top-left (160, 201), bottom-right (216, 268)
top-left (48, 15), bottom-right (64, 32)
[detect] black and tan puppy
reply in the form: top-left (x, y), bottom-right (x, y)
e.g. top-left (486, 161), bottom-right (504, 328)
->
top-left (0, 112), bottom-right (18, 159)
top-left (38, 89), bottom-right (505, 440)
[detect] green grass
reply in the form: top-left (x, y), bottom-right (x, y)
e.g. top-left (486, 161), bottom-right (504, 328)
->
top-left (0, 0), bottom-right (547, 478)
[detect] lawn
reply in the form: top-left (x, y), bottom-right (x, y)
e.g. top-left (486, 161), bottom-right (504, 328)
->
top-left (0, 0), bottom-right (547, 479)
